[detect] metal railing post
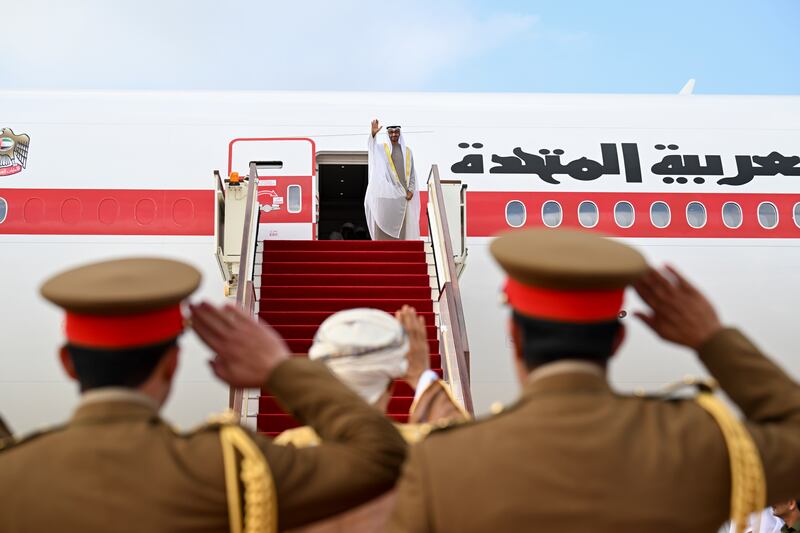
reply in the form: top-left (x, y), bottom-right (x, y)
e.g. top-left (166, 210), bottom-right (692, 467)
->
top-left (426, 165), bottom-right (473, 414)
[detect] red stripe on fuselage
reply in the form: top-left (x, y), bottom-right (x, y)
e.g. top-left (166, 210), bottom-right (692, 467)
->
top-left (465, 191), bottom-right (800, 238)
top-left (0, 189), bottom-right (214, 235)
top-left (0, 189), bottom-right (797, 238)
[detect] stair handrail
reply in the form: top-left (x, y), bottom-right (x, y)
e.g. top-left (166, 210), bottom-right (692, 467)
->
top-left (427, 164), bottom-right (473, 414)
top-left (229, 162), bottom-right (261, 417)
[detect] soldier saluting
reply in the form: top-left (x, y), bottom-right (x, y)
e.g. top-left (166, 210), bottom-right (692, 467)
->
top-left (0, 257), bottom-right (406, 532)
top-left (388, 228), bottom-right (800, 533)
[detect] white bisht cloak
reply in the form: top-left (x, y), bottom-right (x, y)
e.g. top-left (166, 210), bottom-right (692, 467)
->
top-left (365, 129), bottom-right (420, 240)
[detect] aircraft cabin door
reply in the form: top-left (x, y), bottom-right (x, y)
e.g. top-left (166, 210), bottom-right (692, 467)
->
top-left (227, 137), bottom-right (316, 240)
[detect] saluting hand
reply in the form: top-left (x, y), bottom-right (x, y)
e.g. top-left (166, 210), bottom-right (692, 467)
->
top-left (371, 119), bottom-right (382, 138)
top-left (190, 302), bottom-right (290, 386)
top-left (396, 305), bottom-right (430, 390)
top-left (633, 266), bottom-right (722, 350)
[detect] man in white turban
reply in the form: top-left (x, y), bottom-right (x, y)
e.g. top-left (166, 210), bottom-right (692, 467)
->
top-left (277, 306), bottom-right (467, 533)
top-left (365, 119), bottom-right (420, 241)
top-left (309, 307), bottom-right (410, 408)
top-left (277, 306), bottom-right (466, 447)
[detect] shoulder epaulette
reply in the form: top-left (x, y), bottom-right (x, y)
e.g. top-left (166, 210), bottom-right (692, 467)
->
top-left (176, 410), bottom-right (240, 438)
top-left (273, 426), bottom-right (320, 448)
top-left (0, 423), bottom-right (67, 453)
top-left (632, 376), bottom-right (765, 533)
top-left (425, 400), bottom-right (521, 437)
top-left (629, 376), bottom-right (718, 401)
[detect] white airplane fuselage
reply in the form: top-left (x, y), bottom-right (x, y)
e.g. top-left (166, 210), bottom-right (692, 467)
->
top-left (1, 90), bottom-right (799, 433)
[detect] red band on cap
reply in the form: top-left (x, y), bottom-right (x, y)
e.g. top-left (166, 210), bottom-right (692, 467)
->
top-left (65, 305), bottom-right (184, 349)
top-left (505, 278), bottom-right (624, 322)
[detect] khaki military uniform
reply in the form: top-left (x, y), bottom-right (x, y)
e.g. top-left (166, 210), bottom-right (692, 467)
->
top-left (277, 377), bottom-right (469, 448)
top-left (408, 380), bottom-right (469, 426)
top-left (0, 358), bottom-right (406, 533)
top-left (388, 328), bottom-right (800, 533)
top-left (278, 378), bottom-right (468, 533)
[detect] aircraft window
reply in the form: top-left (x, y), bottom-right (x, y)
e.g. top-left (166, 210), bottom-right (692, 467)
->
top-left (0, 197), bottom-right (6, 224)
top-left (287, 185), bottom-right (302, 214)
top-left (541, 201), bottom-right (562, 228)
top-left (505, 200), bottom-right (526, 228)
top-left (722, 202), bottom-right (742, 229)
top-left (650, 201), bottom-right (671, 228)
top-left (614, 201), bottom-right (635, 228)
top-left (577, 201), bottom-right (598, 228)
top-left (686, 202), bottom-right (706, 229)
top-left (757, 202), bottom-right (778, 229)
top-left (794, 202), bottom-right (800, 229)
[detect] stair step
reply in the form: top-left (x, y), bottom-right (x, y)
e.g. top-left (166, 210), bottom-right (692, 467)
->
top-left (287, 352), bottom-right (441, 369)
top-left (259, 311), bottom-right (437, 327)
top-left (258, 414), bottom-right (301, 432)
top-left (272, 324), bottom-right (439, 341)
top-left (263, 250), bottom-right (425, 263)
top-left (286, 351), bottom-right (442, 370)
top-left (262, 262), bottom-right (429, 275)
top-left (259, 298), bottom-right (433, 313)
top-left (257, 412), bottom-right (411, 432)
top-left (262, 240), bottom-right (424, 252)
top-left (260, 274), bottom-right (431, 287)
top-left (284, 338), bottom-right (439, 354)
top-left (261, 370), bottom-right (442, 397)
top-left (259, 395), bottom-right (417, 414)
top-left (260, 285), bottom-right (432, 300)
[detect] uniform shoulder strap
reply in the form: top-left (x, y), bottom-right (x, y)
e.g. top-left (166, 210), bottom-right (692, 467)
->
top-left (207, 411), bottom-right (278, 533)
top-left (272, 425), bottom-right (320, 448)
top-left (694, 385), bottom-right (766, 533)
top-left (0, 423), bottom-right (67, 453)
top-left (648, 377), bottom-right (766, 533)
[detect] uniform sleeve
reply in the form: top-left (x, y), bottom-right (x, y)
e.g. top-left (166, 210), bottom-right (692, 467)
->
top-left (698, 328), bottom-right (800, 504)
top-left (409, 380), bottom-right (468, 425)
top-left (386, 443), bottom-right (433, 533)
top-left (253, 358), bottom-right (407, 530)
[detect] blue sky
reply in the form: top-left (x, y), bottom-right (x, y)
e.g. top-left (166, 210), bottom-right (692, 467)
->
top-left (4, 0), bottom-right (799, 94)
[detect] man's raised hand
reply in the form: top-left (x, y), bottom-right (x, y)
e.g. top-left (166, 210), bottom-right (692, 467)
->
top-left (633, 266), bottom-right (723, 350)
top-left (371, 119), bottom-right (382, 138)
top-left (190, 302), bottom-right (290, 387)
top-left (396, 305), bottom-right (430, 390)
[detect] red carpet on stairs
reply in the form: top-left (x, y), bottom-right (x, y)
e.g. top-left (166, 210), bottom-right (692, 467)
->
top-left (257, 239), bottom-right (441, 437)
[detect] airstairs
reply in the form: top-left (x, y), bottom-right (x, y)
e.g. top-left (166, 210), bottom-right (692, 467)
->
top-left (215, 159), bottom-right (472, 433)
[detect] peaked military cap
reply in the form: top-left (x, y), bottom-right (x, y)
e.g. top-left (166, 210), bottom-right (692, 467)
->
top-left (490, 228), bottom-right (647, 322)
top-left (40, 257), bottom-right (201, 349)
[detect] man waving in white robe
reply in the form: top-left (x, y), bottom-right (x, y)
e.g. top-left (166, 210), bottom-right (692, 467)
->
top-left (365, 119), bottom-right (420, 240)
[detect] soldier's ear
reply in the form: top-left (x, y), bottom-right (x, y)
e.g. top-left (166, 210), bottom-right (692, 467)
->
top-left (508, 317), bottom-right (523, 362)
top-left (159, 345), bottom-right (180, 382)
top-left (58, 346), bottom-right (78, 381)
